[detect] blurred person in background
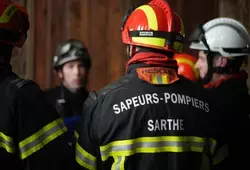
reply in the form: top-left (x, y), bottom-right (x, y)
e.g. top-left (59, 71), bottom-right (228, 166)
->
top-left (44, 39), bottom-right (94, 145)
top-left (0, 0), bottom-right (70, 169)
top-left (174, 53), bottom-right (200, 82)
top-left (189, 17), bottom-right (250, 170)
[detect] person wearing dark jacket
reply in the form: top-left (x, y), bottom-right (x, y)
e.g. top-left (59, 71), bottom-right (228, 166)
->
top-left (44, 39), bottom-right (93, 144)
top-left (189, 17), bottom-right (250, 170)
top-left (0, 1), bottom-right (70, 169)
top-left (74, 0), bottom-right (227, 170)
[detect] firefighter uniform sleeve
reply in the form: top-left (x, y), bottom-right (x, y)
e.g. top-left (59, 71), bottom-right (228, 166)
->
top-left (75, 101), bottom-right (100, 170)
top-left (15, 82), bottom-right (73, 170)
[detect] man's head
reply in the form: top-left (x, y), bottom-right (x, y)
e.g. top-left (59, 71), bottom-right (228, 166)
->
top-left (189, 18), bottom-right (250, 83)
top-left (53, 39), bottom-right (91, 91)
top-left (121, 0), bottom-right (185, 58)
top-left (0, 0), bottom-right (29, 62)
top-left (195, 51), bottom-right (245, 80)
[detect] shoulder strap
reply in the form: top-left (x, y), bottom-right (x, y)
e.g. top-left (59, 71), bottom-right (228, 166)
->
top-left (10, 78), bottom-right (33, 89)
top-left (88, 91), bottom-right (98, 100)
top-left (83, 91), bottom-right (98, 113)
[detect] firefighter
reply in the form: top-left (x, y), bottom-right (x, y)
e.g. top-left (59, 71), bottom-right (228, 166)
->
top-left (0, 1), bottom-right (71, 169)
top-left (189, 17), bottom-right (250, 169)
top-left (44, 39), bottom-right (92, 144)
top-left (174, 53), bottom-right (200, 82)
top-left (74, 0), bottom-right (227, 169)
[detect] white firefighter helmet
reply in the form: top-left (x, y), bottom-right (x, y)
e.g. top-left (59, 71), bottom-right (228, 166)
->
top-left (189, 17), bottom-right (250, 57)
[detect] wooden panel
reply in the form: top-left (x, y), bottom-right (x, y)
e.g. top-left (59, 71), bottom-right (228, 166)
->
top-left (87, 0), bottom-right (109, 91)
top-left (34, 0), bottom-right (68, 89)
top-left (105, 0), bottom-right (125, 87)
top-left (34, 0), bottom-right (48, 89)
top-left (50, 0), bottom-right (69, 87)
top-left (10, 0), bottom-right (27, 78)
top-left (23, 0), bottom-right (35, 80)
top-left (180, 0), bottom-right (219, 54)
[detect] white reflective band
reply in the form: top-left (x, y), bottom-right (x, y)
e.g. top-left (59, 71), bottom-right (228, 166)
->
top-left (19, 118), bottom-right (67, 159)
top-left (112, 156), bottom-right (125, 170)
top-left (100, 136), bottom-right (217, 161)
top-left (76, 142), bottom-right (96, 170)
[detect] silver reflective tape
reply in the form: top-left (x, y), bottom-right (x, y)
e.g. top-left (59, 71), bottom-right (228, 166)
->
top-left (0, 133), bottom-right (15, 153)
top-left (0, 136), bottom-right (14, 148)
top-left (101, 140), bottom-right (204, 157)
top-left (76, 147), bottom-right (96, 168)
top-left (19, 121), bottom-right (65, 155)
top-left (157, 76), bottom-right (163, 84)
top-left (113, 156), bottom-right (123, 170)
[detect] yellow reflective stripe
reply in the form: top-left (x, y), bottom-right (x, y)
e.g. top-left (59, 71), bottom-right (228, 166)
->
top-left (111, 156), bottom-right (118, 170)
top-left (213, 144), bottom-right (228, 165)
top-left (132, 5), bottom-right (166, 47)
top-left (120, 156), bottom-right (125, 170)
top-left (76, 142), bottom-right (96, 170)
top-left (76, 156), bottom-right (96, 170)
top-left (132, 37), bottom-right (166, 47)
top-left (0, 132), bottom-right (12, 142)
top-left (19, 118), bottom-right (67, 159)
top-left (136, 5), bottom-right (158, 30)
top-left (0, 132), bottom-right (15, 153)
top-left (100, 136), bottom-right (217, 161)
top-left (101, 136), bottom-right (204, 150)
top-left (162, 75), bottom-right (168, 84)
top-left (209, 138), bottom-right (217, 155)
top-left (19, 118), bottom-right (64, 147)
top-left (112, 156), bottom-right (125, 170)
top-left (175, 58), bottom-right (199, 79)
top-left (74, 131), bottom-right (79, 139)
top-left (152, 75), bottom-right (169, 84)
top-left (152, 75), bottom-right (158, 84)
top-left (0, 4), bottom-right (19, 23)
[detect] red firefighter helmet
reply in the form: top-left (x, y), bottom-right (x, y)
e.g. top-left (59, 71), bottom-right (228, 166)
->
top-left (174, 53), bottom-right (200, 81)
top-left (0, 0), bottom-right (29, 47)
top-left (121, 0), bottom-right (185, 53)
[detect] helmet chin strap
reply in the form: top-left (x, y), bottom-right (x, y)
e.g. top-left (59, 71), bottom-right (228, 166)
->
top-left (201, 54), bottom-right (214, 84)
top-left (127, 45), bottom-right (137, 59)
top-left (201, 60), bottom-right (241, 85)
top-left (197, 26), bottom-right (217, 85)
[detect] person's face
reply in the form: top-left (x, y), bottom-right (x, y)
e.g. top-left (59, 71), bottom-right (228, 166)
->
top-left (58, 60), bottom-right (87, 91)
top-left (195, 51), bottom-right (209, 79)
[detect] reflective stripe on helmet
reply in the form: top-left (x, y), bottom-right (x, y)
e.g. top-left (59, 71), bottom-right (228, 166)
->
top-left (175, 58), bottom-right (199, 79)
top-left (132, 5), bottom-right (166, 47)
top-left (0, 4), bottom-right (18, 23)
top-left (137, 5), bottom-right (158, 30)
